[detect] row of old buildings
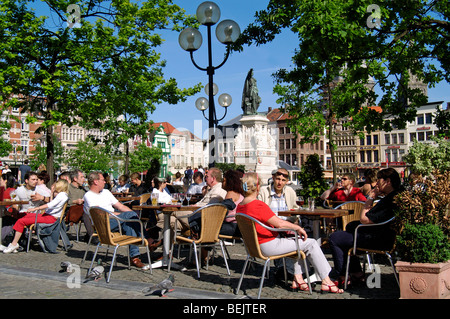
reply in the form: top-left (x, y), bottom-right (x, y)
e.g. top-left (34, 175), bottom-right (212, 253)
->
top-left (1, 95), bottom-right (447, 180)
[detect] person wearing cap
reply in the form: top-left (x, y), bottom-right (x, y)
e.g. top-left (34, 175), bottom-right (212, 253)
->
top-left (258, 168), bottom-right (299, 220)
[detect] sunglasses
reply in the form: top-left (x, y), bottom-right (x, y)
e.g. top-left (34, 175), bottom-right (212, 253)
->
top-left (275, 172), bottom-right (289, 178)
top-left (341, 177), bottom-right (348, 181)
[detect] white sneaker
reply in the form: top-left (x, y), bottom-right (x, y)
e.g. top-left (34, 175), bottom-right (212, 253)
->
top-left (0, 244), bottom-right (7, 252)
top-left (3, 243), bottom-right (19, 254)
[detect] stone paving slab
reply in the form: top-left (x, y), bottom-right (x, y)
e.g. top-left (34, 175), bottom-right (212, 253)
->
top-left (0, 231), bottom-right (400, 300)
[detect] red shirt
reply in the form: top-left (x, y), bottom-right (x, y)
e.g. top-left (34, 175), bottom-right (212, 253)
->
top-left (328, 187), bottom-right (366, 202)
top-left (236, 199), bottom-right (277, 244)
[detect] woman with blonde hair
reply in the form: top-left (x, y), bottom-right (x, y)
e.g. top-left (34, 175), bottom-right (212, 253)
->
top-left (2, 179), bottom-right (69, 254)
top-left (236, 172), bottom-right (343, 294)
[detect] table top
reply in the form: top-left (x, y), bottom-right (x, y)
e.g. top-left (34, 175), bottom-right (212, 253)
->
top-left (133, 204), bottom-right (198, 212)
top-left (116, 196), bottom-right (141, 202)
top-left (0, 200), bottom-right (30, 206)
top-left (278, 208), bottom-right (349, 218)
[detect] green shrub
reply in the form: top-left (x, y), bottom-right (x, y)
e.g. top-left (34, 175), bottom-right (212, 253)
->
top-left (396, 223), bottom-right (450, 263)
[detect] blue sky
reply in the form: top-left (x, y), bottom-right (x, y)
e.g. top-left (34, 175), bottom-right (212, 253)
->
top-left (153, 0), bottom-right (450, 135)
top-left (29, 0), bottom-right (449, 136)
top-left (153, 0), bottom-right (298, 135)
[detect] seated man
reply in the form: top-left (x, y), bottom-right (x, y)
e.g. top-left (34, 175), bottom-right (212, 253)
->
top-left (258, 168), bottom-right (298, 220)
top-left (14, 172), bottom-right (48, 214)
top-left (186, 171), bottom-right (206, 195)
top-left (157, 167), bottom-right (226, 245)
top-left (194, 168), bottom-right (227, 207)
top-left (320, 173), bottom-right (366, 203)
top-left (67, 169), bottom-right (91, 242)
top-left (129, 172), bottom-right (149, 196)
top-left (112, 174), bottom-right (131, 193)
top-left (83, 171), bottom-right (150, 270)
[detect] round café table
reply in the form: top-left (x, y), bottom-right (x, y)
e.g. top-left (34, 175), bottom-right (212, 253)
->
top-left (132, 204), bottom-right (198, 269)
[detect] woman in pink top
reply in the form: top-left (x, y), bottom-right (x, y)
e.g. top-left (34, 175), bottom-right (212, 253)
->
top-left (237, 173), bottom-right (343, 294)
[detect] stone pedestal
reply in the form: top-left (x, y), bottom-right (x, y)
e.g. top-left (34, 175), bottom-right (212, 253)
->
top-left (234, 115), bottom-right (277, 183)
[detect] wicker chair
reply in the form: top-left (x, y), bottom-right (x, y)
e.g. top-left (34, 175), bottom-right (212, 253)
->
top-left (334, 201), bottom-right (365, 230)
top-left (87, 206), bottom-right (152, 283)
top-left (26, 202), bottom-right (69, 252)
top-left (235, 213), bottom-right (312, 299)
top-left (344, 216), bottom-right (399, 289)
top-left (168, 203), bottom-right (230, 278)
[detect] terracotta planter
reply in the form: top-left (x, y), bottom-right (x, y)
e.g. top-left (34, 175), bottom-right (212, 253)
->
top-left (395, 260), bottom-right (450, 299)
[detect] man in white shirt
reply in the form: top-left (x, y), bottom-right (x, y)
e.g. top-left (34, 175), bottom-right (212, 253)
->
top-left (195, 168), bottom-right (227, 207)
top-left (186, 171), bottom-right (206, 195)
top-left (83, 171), bottom-right (149, 270)
top-left (14, 172), bottom-right (48, 213)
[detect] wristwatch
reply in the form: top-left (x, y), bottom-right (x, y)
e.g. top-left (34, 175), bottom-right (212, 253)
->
top-left (367, 196), bottom-right (375, 200)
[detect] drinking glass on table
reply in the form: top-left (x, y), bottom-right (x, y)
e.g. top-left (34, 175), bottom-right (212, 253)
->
top-left (308, 197), bottom-right (315, 211)
top-left (10, 190), bottom-right (17, 201)
top-left (151, 193), bottom-right (159, 206)
top-left (186, 193), bottom-right (192, 206)
top-left (179, 193), bottom-right (186, 206)
top-left (171, 193), bottom-right (179, 205)
top-left (297, 196), bottom-right (304, 207)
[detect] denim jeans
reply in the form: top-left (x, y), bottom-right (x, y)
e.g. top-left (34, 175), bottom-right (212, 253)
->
top-left (109, 211), bottom-right (142, 258)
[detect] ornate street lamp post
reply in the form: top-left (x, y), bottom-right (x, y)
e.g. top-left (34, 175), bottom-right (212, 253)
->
top-left (179, 1), bottom-right (240, 167)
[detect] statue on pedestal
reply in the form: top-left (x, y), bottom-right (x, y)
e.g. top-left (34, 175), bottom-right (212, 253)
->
top-left (241, 69), bottom-right (262, 115)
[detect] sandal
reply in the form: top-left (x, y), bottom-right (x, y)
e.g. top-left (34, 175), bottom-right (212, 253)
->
top-left (321, 283), bottom-right (344, 294)
top-left (291, 278), bottom-right (310, 292)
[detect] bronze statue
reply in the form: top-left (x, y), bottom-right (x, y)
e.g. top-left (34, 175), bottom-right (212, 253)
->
top-left (241, 69), bottom-right (262, 115)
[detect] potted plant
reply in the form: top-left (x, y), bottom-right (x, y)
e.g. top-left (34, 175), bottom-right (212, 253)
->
top-left (394, 170), bottom-right (450, 299)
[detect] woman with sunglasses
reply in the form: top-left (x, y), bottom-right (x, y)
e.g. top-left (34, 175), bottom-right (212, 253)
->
top-left (320, 173), bottom-right (366, 202)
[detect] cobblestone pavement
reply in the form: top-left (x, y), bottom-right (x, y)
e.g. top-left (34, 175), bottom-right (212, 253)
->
top-left (0, 228), bottom-right (400, 300)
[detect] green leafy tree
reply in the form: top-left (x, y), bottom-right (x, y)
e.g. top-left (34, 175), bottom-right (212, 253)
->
top-left (29, 134), bottom-right (64, 171)
top-left (215, 163), bottom-right (246, 173)
top-left (65, 139), bottom-right (111, 173)
top-left (128, 143), bottom-right (162, 177)
top-left (0, 121), bottom-right (12, 157)
top-left (234, 0), bottom-right (449, 181)
top-left (403, 136), bottom-right (450, 175)
top-left (0, 0), bottom-right (200, 184)
top-left (297, 154), bottom-right (329, 200)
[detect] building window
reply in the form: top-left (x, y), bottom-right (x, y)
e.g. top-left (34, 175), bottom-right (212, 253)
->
top-left (360, 151), bottom-right (365, 163)
top-left (417, 114), bottom-right (424, 125)
top-left (21, 140), bottom-right (28, 155)
top-left (392, 134), bottom-right (397, 144)
top-left (374, 150), bottom-right (379, 162)
top-left (366, 150), bottom-right (372, 163)
top-left (417, 132), bottom-right (425, 141)
top-left (373, 135), bottom-right (378, 145)
top-left (425, 113), bottom-right (432, 124)
top-left (399, 133), bottom-right (405, 144)
top-left (385, 134), bottom-right (390, 144)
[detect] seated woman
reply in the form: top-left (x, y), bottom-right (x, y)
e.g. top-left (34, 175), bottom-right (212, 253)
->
top-left (151, 177), bottom-right (172, 204)
top-left (0, 173), bottom-right (19, 248)
top-left (220, 169), bottom-right (244, 237)
top-left (360, 169), bottom-right (377, 198)
top-left (2, 179), bottom-right (69, 254)
top-left (329, 168), bottom-right (401, 287)
top-left (237, 172), bottom-right (343, 294)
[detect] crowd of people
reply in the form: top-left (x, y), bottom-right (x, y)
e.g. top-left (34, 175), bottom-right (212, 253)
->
top-left (0, 162), bottom-right (401, 294)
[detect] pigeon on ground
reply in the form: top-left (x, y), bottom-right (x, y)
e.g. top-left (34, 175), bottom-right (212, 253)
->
top-left (142, 274), bottom-right (175, 297)
top-left (84, 259), bottom-right (104, 283)
top-left (84, 265), bottom-right (104, 282)
top-left (59, 261), bottom-right (73, 273)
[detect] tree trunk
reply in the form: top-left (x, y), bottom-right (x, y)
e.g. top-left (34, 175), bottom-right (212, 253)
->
top-left (46, 125), bottom-right (55, 186)
top-left (124, 140), bottom-right (130, 175)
